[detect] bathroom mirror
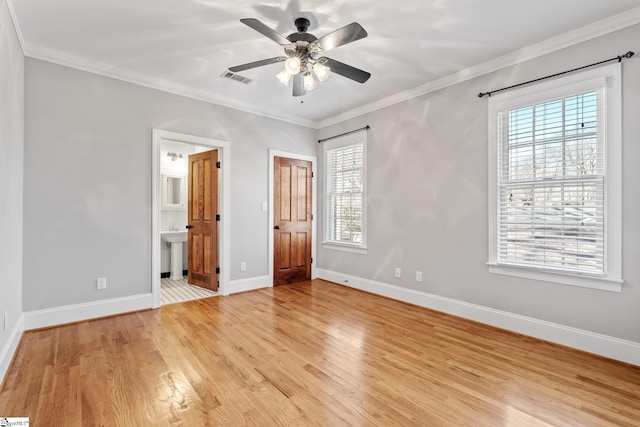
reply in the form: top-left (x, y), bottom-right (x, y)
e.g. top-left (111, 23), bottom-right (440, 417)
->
top-left (162, 174), bottom-right (186, 210)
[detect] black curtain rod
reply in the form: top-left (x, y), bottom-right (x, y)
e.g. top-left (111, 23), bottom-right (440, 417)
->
top-left (478, 50), bottom-right (635, 98)
top-left (318, 125), bottom-right (370, 143)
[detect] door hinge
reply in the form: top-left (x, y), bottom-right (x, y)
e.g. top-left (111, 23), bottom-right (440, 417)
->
top-left (311, 214), bottom-right (314, 220)
top-left (216, 161), bottom-right (221, 169)
top-left (312, 172), bottom-right (314, 178)
top-left (216, 267), bottom-right (220, 274)
top-left (216, 214), bottom-right (220, 221)
top-left (310, 257), bottom-right (313, 264)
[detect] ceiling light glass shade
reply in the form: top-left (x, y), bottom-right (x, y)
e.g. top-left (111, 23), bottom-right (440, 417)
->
top-left (303, 73), bottom-right (317, 90)
top-left (284, 57), bottom-right (301, 74)
top-left (276, 69), bottom-right (292, 86)
top-left (313, 62), bottom-right (330, 81)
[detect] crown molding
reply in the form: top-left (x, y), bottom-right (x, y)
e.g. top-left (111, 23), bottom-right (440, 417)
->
top-left (24, 44), bottom-right (318, 129)
top-left (4, 0), bottom-right (25, 54)
top-left (317, 6), bottom-right (640, 128)
top-left (12, 2), bottom-right (640, 130)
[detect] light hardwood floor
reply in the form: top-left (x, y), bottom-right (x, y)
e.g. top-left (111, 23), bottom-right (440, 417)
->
top-left (1, 280), bottom-right (639, 426)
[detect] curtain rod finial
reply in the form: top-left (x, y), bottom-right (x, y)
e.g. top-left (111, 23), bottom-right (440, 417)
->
top-left (619, 51), bottom-right (635, 62)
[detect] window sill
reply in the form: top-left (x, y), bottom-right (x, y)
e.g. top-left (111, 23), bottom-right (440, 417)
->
top-left (487, 263), bottom-right (622, 293)
top-left (322, 242), bottom-right (368, 254)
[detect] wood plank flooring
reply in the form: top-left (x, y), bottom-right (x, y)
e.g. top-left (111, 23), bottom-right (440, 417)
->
top-left (1, 279), bottom-right (639, 426)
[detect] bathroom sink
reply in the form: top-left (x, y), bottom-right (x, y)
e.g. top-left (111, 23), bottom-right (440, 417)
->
top-left (162, 230), bottom-right (188, 280)
top-left (161, 230), bottom-right (188, 243)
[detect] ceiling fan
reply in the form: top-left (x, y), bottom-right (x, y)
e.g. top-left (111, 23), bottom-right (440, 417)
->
top-left (229, 17), bottom-right (371, 97)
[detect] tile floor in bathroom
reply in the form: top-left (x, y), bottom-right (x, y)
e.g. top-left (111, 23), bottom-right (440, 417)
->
top-left (160, 277), bottom-right (217, 305)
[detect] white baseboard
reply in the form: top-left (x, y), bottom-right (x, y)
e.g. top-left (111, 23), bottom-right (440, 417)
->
top-left (316, 268), bottom-right (640, 366)
top-left (24, 293), bottom-right (154, 331)
top-left (0, 314), bottom-right (24, 387)
top-left (227, 275), bottom-right (271, 295)
top-left (19, 275), bottom-right (270, 331)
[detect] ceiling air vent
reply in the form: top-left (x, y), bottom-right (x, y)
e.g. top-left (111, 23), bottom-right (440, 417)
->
top-left (220, 71), bottom-right (252, 85)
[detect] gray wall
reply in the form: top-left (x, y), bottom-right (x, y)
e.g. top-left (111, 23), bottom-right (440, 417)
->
top-left (317, 24), bottom-right (640, 343)
top-left (0, 0), bottom-right (24, 356)
top-left (23, 58), bottom-right (317, 311)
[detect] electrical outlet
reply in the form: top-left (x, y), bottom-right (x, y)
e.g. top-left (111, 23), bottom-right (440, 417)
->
top-left (97, 277), bottom-right (107, 290)
top-left (394, 267), bottom-right (402, 279)
top-left (261, 202), bottom-right (267, 211)
top-left (240, 261), bottom-right (247, 272)
top-left (416, 271), bottom-right (423, 282)
top-left (3, 311), bottom-right (8, 331)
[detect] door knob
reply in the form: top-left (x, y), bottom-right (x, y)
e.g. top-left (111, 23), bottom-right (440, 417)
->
top-left (274, 225), bottom-right (280, 230)
top-left (186, 225), bottom-right (193, 229)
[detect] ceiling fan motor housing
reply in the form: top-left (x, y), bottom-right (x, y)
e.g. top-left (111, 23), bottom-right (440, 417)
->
top-left (285, 18), bottom-right (321, 72)
top-left (288, 17), bottom-right (317, 45)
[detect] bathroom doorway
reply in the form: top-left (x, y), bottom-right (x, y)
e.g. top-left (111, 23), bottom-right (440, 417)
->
top-left (152, 130), bottom-right (230, 307)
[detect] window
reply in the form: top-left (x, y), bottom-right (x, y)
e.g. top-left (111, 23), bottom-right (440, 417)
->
top-left (488, 63), bottom-right (622, 292)
top-left (323, 131), bottom-right (367, 252)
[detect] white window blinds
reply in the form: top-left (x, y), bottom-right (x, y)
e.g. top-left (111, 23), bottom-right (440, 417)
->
top-left (496, 88), bottom-right (605, 274)
top-left (325, 137), bottom-right (365, 246)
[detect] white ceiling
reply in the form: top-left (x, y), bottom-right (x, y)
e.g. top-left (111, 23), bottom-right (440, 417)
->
top-left (8, 0), bottom-right (640, 127)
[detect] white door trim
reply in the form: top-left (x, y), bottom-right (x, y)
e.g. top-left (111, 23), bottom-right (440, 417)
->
top-left (152, 129), bottom-right (231, 307)
top-left (268, 149), bottom-right (318, 286)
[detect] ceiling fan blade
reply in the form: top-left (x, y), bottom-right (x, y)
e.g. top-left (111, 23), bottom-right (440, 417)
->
top-left (229, 57), bottom-right (286, 72)
top-left (240, 18), bottom-right (291, 46)
top-left (293, 73), bottom-right (306, 96)
top-left (315, 22), bottom-right (367, 52)
top-left (324, 57), bottom-right (371, 83)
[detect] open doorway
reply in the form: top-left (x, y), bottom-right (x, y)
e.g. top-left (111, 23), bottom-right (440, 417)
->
top-left (152, 130), bottom-right (230, 308)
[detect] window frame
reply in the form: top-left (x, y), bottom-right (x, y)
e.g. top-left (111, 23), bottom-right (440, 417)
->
top-left (487, 63), bottom-right (622, 292)
top-left (322, 130), bottom-right (368, 254)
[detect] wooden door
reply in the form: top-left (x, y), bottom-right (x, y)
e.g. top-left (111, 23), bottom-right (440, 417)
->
top-left (187, 150), bottom-right (218, 291)
top-left (274, 156), bottom-right (312, 285)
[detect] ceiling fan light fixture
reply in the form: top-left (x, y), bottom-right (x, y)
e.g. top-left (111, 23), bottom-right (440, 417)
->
top-left (313, 62), bottom-right (330, 81)
top-left (284, 56), bottom-right (301, 74)
top-left (276, 69), bottom-right (293, 86)
top-left (303, 73), bottom-right (317, 90)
